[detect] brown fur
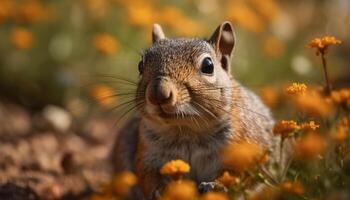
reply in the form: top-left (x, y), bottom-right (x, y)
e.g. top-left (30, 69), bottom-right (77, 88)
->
top-left (111, 22), bottom-right (280, 200)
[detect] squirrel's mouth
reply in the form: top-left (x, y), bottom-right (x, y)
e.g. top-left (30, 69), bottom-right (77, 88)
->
top-left (146, 103), bottom-right (199, 121)
top-left (158, 111), bottom-right (195, 120)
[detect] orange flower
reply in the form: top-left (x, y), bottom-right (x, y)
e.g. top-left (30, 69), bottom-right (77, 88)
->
top-left (90, 84), bottom-right (116, 107)
top-left (125, 2), bottom-right (155, 28)
top-left (259, 86), bottom-right (279, 108)
top-left (331, 126), bottom-right (347, 144)
top-left (293, 91), bottom-right (333, 117)
top-left (16, 0), bottom-right (46, 24)
top-left (248, 185), bottom-right (279, 200)
top-left (280, 181), bottom-right (305, 195)
top-left (0, 0), bottom-right (16, 24)
top-left (200, 192), bottom-right (229, 200)
top-left (112, 171), bottom-right (137, 196)
top-left (262, 36), bottom-right (284, 58)
top-left (216, 171), bottom-right (239, 188)
top-left (160, 159), bottom-right (190, 180)
top-left (160, 180), bottom-right (198, 200)
top-left (93, 33), bottom-right (119, 55)
top-left (226, 2), bottom-right (264, 33)
top-left (273, 120), bottom-right (300, 137)
top-left (260, 151), bottom-right (270, 164)
top-left (249, 0), bottom-right (280, 21)
top-left (295, 132), bottom-right (327, 160)
top-left (10, 27), bottom-right (34, 50)
top-left (307, 36), bottom-right (341, 54)
top-left (82, 0), bottom-right (109, 19)
top-left (300, 121), bottom-right (320, 131)
top-left (330, 88), bottom-right (350, 105)
top-left (159, 6), bottom-right (201, 37)
top-left (285, 83), bottom-right (307, 95)
top-left (222, 141), bottom-right (263, 172)
top-left (88, 194), bottom-right (116, 200)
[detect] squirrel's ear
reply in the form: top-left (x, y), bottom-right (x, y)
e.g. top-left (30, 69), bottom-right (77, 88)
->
top-left (152, 23), bottom-right (165, 43)
top-left (209, 21), bottom-right (235, 72)
top-left (210, 21), bottom-right (235, 56)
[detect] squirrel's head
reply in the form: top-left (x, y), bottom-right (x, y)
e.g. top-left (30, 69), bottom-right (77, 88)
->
top-left (136, 22), bottom-right (236, 132)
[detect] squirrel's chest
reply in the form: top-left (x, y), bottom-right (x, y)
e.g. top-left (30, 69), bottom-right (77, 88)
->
top-left (141, 134), bottom-right (228, 183)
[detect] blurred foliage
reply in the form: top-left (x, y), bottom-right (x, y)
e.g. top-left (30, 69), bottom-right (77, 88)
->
top-left (0, 0), bottom-right (349, 112)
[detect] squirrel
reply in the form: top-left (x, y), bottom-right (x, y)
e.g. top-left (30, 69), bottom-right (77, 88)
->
top-left (112, 21), bottom-right (281, 200)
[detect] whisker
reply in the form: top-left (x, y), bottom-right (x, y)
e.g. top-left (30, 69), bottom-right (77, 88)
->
top-left (114, 101), bottom-right (145, 126)
top-left (199, 96), bottom-right (269, 120)
top-left (110, 99), bottom-right (138, 112)
top-left (95, 74), bottom-right (138, 85)
top-left (191, 101), bottom-right (217, 120)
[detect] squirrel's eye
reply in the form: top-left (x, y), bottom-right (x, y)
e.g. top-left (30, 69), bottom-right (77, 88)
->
top-left (200, 57), bottom-right (214, 75)
top-left (138, 60), bottom-right (144, 75)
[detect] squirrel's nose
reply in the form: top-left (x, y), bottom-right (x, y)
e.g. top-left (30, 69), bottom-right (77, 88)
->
top-left (148, 77), bottom-right (174, 105)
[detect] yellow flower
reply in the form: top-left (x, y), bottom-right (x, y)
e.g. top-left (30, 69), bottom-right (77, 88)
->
top-left (200, 192), bottom-right (229, 200)
top-left (90, 84), bottom-right (116, 107)
top-left (216, 171), bottom-right (239, 188)
top-left (280, 181), bottom-right (305, 195)
top-left (295, 132), bottom-right (327, 160)
top-left (300, 121), bottom-right (320, 131)
top-left (307, 36), bottom-right (341, 54)
top-left (112, 171), bottom-right (137, 196)
top-left (285, 83), bottom-right (307, 95)
top-left (273, 120), bottom-right (300, 137)
top-left (160, 180), bottom-right (198, 200)
top-left (10, 27), bottom-right (34, 50)
top-left (160, 159), bottom-right (190, 180)
top-left (93, 33), bottom-right (119, 55)
top-left (222, 141), bottom-right (263, 173)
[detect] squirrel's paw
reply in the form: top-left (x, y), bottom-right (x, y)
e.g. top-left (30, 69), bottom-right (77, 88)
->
top-left (198, 181), bottom-right (227, 193)
top-left (147, 190), bottom-right (161, 200)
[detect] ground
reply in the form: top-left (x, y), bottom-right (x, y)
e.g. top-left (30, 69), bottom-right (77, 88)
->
top-left (0, 101), bottom-right (119, 200)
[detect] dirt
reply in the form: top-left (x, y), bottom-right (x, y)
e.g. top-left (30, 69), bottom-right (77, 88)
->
top-left (0, 101), bottom-right (120, 200)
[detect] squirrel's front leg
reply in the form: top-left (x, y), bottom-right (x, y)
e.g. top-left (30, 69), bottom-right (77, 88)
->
top-left (136, 164), bottom-right (167, 200)
top-left (135, 149), bottom-right (168, 200)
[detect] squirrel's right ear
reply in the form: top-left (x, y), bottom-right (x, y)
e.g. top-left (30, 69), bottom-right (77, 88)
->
top-left (210, 21), bottom-right (236, 56)
top-left (209, 21), bottom-right (236, 72)
top-left (152, 23), bottom-right (165, 43)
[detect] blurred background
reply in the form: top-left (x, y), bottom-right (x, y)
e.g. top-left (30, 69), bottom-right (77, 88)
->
top-left (0, 0), bottom-right (349, 199)
top-left (0, 0), bottom-right (349, 112)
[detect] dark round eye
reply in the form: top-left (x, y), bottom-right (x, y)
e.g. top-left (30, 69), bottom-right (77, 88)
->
top-left (138, 60), bottom-right (144, 75)
top-left (200, 57), bottom-right (214, 75)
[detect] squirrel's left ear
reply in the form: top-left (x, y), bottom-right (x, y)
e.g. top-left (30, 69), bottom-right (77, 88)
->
top-left (209, 21), bottom-right (236, 72)
top-left (152, 23), bottom-right (165, 43)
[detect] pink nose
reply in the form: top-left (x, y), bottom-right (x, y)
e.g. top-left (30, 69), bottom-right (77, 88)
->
top-left (148, 77), bottom-right (174, 105)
